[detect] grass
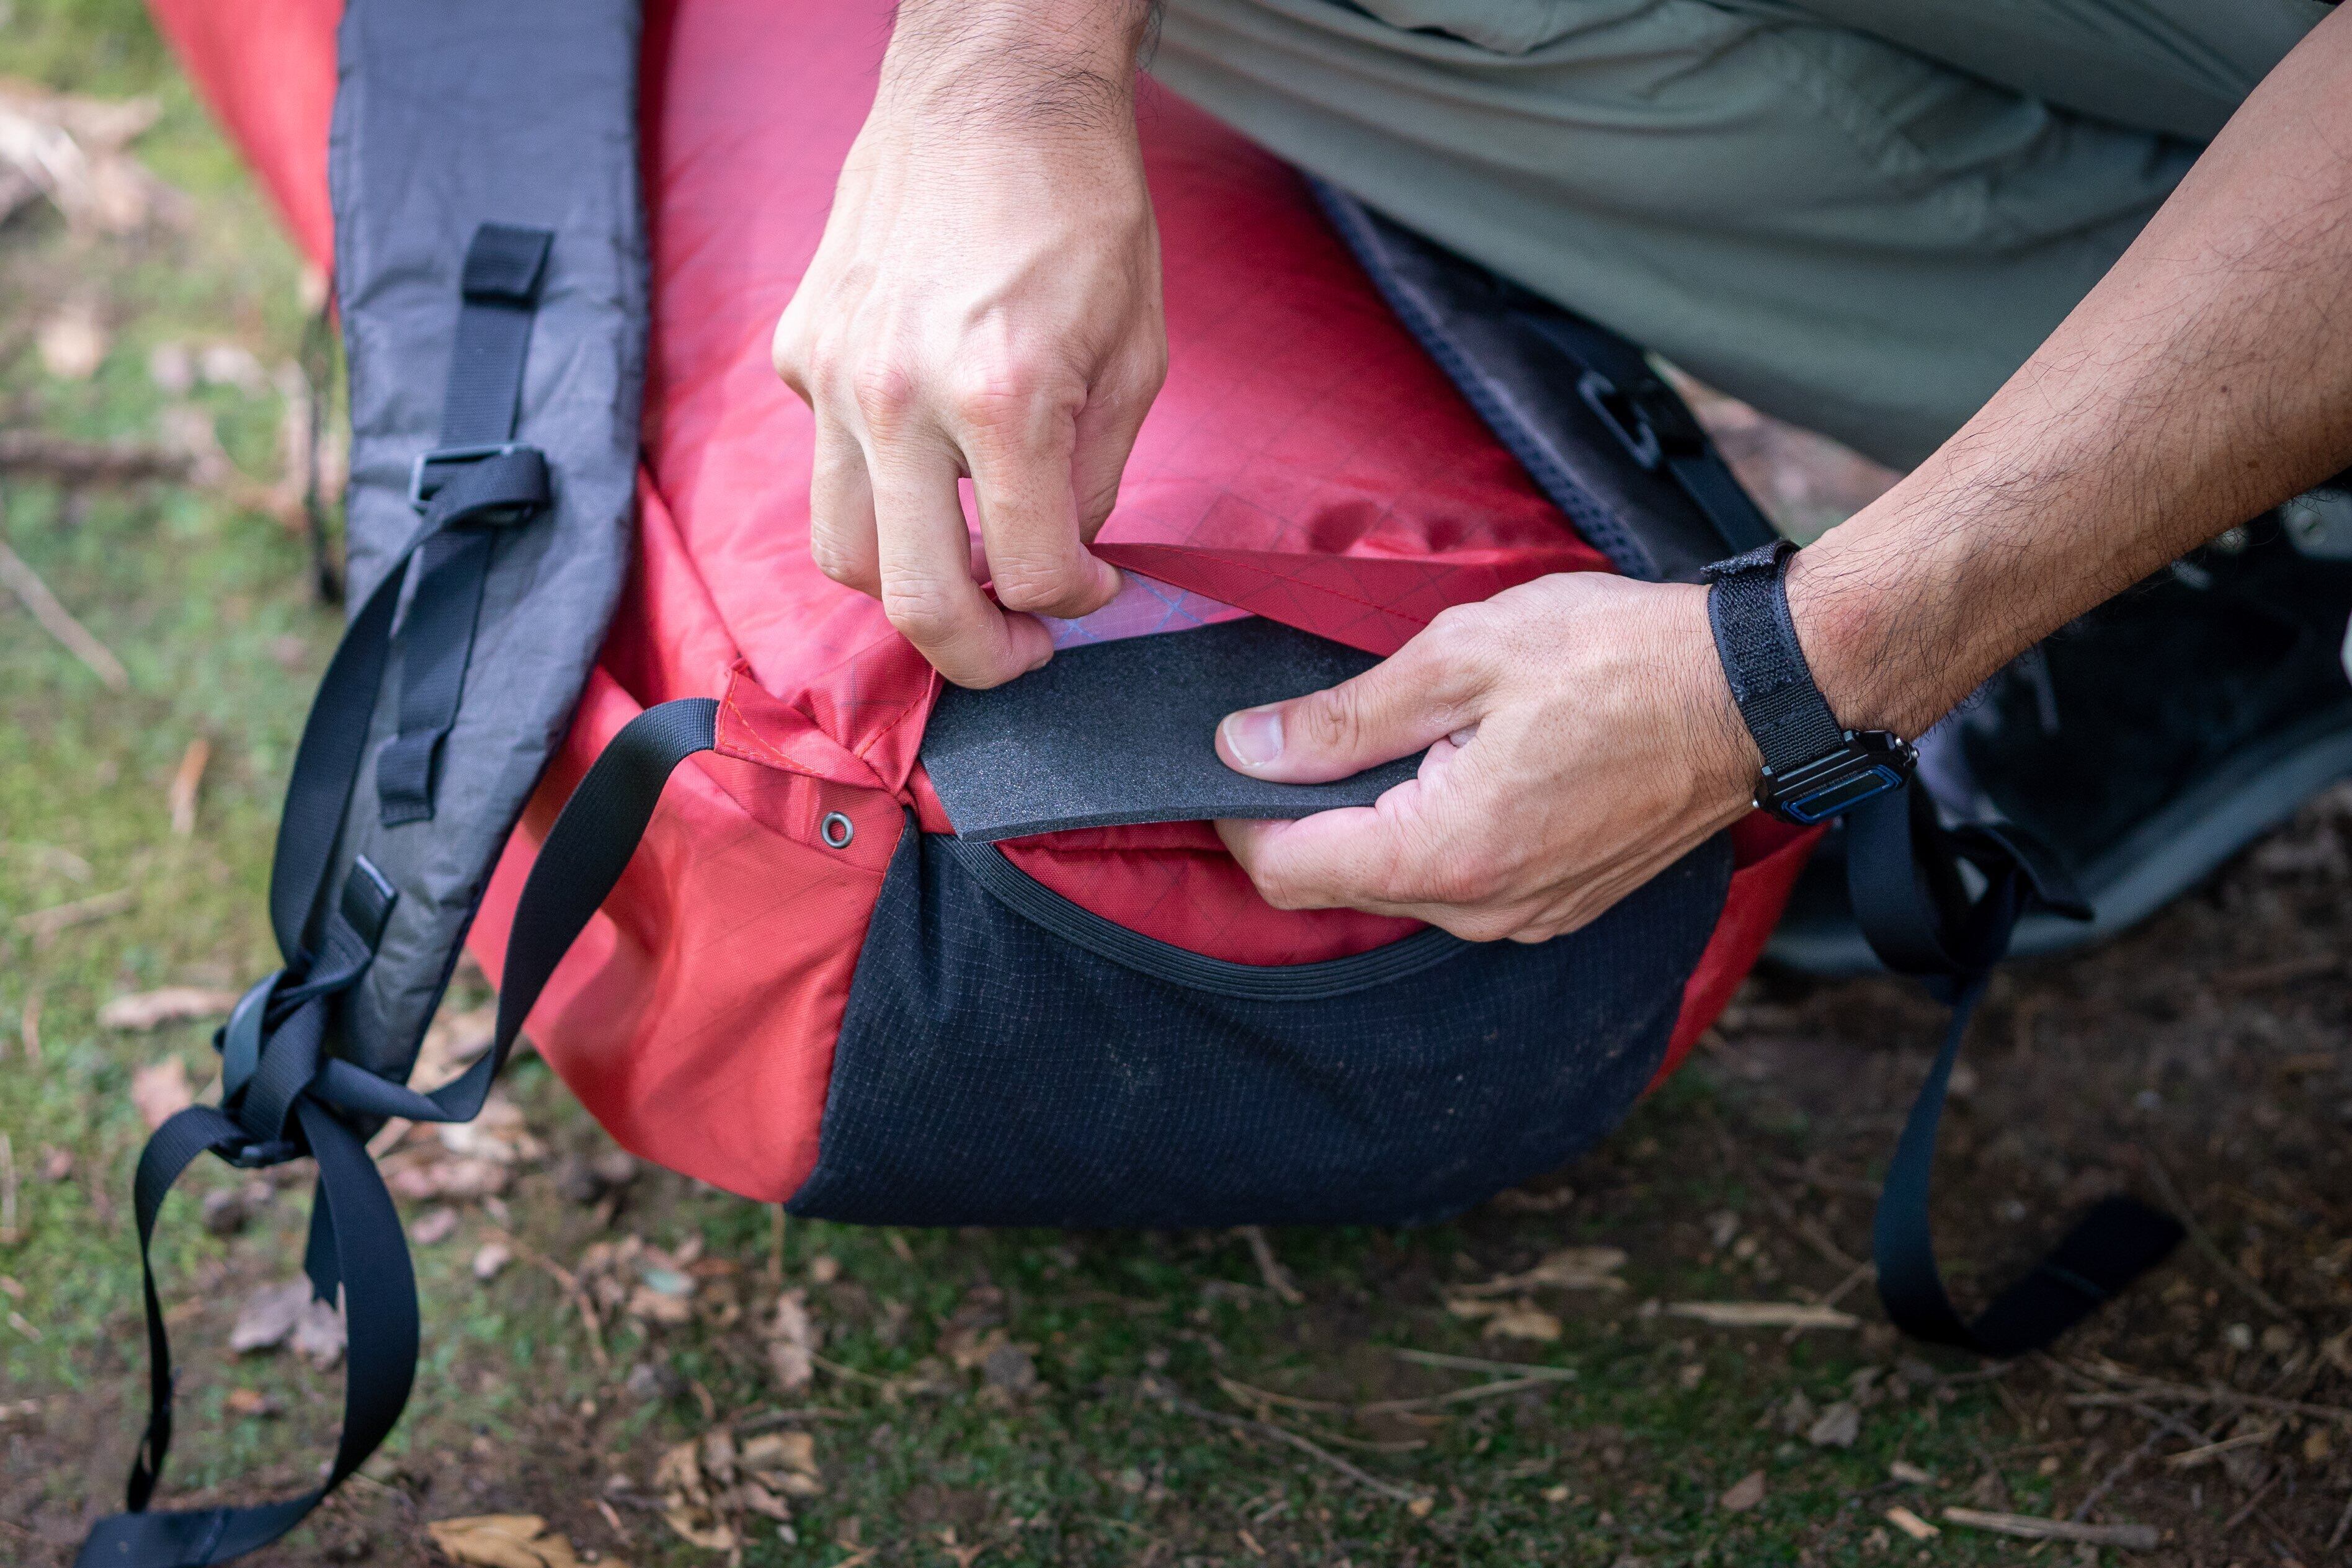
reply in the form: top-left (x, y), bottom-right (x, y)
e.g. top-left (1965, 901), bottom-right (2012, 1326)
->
top-left (8, 6), bottom-right (2352, 1567)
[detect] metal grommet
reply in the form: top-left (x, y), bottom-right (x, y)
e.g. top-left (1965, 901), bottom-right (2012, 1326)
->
top-left (820, 811), bottom-right (855, 850)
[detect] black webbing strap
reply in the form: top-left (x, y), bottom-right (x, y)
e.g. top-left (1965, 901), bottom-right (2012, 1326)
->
top-left (1849, 780), bottom-right (2185, 1355)
top-left (77, 1103), bottom-right (414, 1568)
top-left (1521, 311), bottom-right (1777, 557)
top-left (1703, 540), bottom-right (1846, 772)
top-left (81, 700), bottom-right (717, 1567)
top-left (376, 223), bottom-right (555, 826)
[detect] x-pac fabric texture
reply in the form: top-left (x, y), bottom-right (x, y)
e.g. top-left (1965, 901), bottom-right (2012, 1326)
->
top-left (1149, 0), bottom-right (2332, 469)
top-left (158, 0), bottom-right (1815, 1214)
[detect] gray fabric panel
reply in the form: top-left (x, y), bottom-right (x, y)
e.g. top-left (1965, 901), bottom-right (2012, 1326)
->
top-left (326, 0), bottom-right (645, 1077)
top-left (922, 619), bottom-right (1425, 841)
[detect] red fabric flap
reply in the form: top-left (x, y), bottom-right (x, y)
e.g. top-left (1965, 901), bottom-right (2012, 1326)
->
top-left (1093, 543), bottom-right (1605, 657)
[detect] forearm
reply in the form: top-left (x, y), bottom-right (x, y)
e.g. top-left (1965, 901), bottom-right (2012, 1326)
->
top-left (1789, 7), bottom-right (2352, 740)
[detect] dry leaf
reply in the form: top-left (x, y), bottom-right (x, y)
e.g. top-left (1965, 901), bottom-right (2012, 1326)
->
top-left (228, 1280), bottom-right (310, 1355)
top-left (659, 1508), bottom-right (736, 1552)
top-left (1806, 1401), bottom-right (1861, 1448)
top-left (425, 1513), bottom-right (603, 1568)
top-left (1451, 1246), bottom-right (1628, 1299)
top-left (435, 1092), bottom-right (541, 1165)
top-left (1719, 1471), bottom-right (1766, 1513)
top-left (941, 1324), bottom-right (1010, 1372)
top-left (1668, 1301), bottom-right (1858, 1330)
top-left (98, 987), bottom-right (239, 1031)
top-left (129, 1058), bottom-right (194, 1131)
top-left (766, 1288), bottom-right (816, 1390)
top-left (472, 1241), bottom-right (514, 1281)
top-left (290, 1293), bottom-right (346, 1368)
top-left (1482, 1300), bottom-right (1562, 1342)
top-left (410, 1207), bottom-right (460, 1246)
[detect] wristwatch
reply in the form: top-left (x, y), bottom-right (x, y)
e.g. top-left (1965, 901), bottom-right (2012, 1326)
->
top-left (1702, 541), bottom-right (1915, 826)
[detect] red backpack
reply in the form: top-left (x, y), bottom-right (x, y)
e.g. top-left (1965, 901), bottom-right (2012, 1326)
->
top-left (86, 4), bottom-right (2175, 1562)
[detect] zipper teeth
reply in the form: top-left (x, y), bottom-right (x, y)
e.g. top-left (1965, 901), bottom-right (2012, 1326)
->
top-left (936, 836), bottom-right (1467, 1001)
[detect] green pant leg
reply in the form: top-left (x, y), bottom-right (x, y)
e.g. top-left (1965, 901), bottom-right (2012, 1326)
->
top-left (1147, 0), bottom-right (2317, 467)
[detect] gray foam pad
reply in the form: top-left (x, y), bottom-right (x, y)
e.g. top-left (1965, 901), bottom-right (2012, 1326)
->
top-left (922, 618), bottom-right (1423, 841)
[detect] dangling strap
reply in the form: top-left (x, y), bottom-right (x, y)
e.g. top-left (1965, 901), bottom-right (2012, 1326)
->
top-left (76, 1103), bottom-right (412, 1568)
top-left (1848, 780), bottom-right (2185, 1355)
top-left (79, 700), bottom-right (716, 1567)
top-left (375, 223), bottom-right (555, 826)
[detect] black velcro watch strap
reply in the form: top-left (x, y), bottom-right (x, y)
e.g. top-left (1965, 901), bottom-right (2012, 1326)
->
top-left (1702, 540), bottom-right (1844, 770)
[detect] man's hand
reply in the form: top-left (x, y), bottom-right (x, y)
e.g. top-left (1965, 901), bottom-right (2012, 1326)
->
top-left (773, 0), bottom-right (1167, 687)
top-left (1214, 574), bottom-right (1759, 942)
top-left (1219, 7), bottom-right (2352, 940)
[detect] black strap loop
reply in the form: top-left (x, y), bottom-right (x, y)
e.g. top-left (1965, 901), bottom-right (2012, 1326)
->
top-left (86, 701), bottom-right (716, 1567)
top-left (1851, 780), bottom-right (2182, 1355)
top-left (376, 224), bottom-right (556, 826)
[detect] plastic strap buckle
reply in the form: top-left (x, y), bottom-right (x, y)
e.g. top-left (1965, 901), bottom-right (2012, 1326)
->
top-left (408, 441), bottom-right (528, 510)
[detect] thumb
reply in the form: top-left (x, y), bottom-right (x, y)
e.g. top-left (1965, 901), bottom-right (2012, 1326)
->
top-left (1216, 630), bottom-right (1489, 785)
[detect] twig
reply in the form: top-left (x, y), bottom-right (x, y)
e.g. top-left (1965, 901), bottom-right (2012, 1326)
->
top-left (1702, 1107), bottom-right (1863, 1273)
top-left (2325, 1489), bottom-right (2352, 1551)
top-left (2071, 1424), bottom-right (2169, 1523)
top-left (494, 1231), bottom-right (607, 1370)
top-left (1668, 1301), bottom-right (1858, 1330)
top-left (1357, 1376), bottom-right (1566, 1416)
top-left (1787, 1260), bottom-right (1875, 1343)
top-left (16, 886), bottom-right (135, 942)
top-left (1149, 1381), bottom-right (1423, 1506)
top-left (166, 737), bottom-right (209, 837)
top-left (2137, 1143), bottom-right (2291, 1322)
top-left (1215, 1374), bottom-right (1347, 1416)
top-left (1938, 1508), bottom-right (2157, 1551)
top-left (15, 991), bottom-right (37, 1065)
top-left (2069, 1401), bottom-right (2211, 1523)
top-left (2219, 1467), bottom-right (2281, 1533)
top-left (0, 537), bottom-right (128, 690)
top-left (811, 1352), bottom-right (897, 1388)
top-left (2162, 1426), bottom-right (2276, 1470)
top-left (1236, 1226), bottom-right (1302, 1306)
top-left (2062, 1385), bottom-right (2352, 1427)
top-left (1391, 1348), bottom-right (1577, 1382)
top-left (0, 429), bottom-right (197, 486)
top-left (0, 1132), bottom-right (18, 1245)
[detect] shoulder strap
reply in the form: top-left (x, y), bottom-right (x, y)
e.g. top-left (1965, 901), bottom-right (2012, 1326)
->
top-left (80, 699), bottom-right (715, 1568)
top-left (1848, 780), bottom-right (2185, 1355)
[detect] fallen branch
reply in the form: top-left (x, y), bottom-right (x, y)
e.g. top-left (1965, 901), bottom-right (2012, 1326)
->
top-left (0, 539), bottom-right (128, 690)
top-left (1940, 1508), bottom-right (2157, 1550)
top-left (1147, 1379), bottom-right (1423, 1507)
top-left (2062, 1385), bottom-right (2352, 1427)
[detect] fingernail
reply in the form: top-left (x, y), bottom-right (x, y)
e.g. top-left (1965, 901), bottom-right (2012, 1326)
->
top-left (1221, 706), bottom-right (1283, 768)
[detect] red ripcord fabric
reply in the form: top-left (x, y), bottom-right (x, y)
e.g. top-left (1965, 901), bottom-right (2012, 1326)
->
top-left (151, 0), bottom-right (1815, 1203)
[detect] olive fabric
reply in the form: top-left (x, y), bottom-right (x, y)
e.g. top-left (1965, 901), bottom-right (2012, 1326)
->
top-left (1149, 0), bottom-right (2332, 469)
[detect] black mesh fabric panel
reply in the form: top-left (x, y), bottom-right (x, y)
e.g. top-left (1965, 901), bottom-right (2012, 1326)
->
top-left (788, 828), bottom-right (1732, 1228)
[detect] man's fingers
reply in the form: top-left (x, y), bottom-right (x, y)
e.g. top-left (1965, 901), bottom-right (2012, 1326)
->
top-left (1069, 347), bottom-right (1166, 535)
top-left (1216, 617), bottom-right (1492, 785)
top-left (870, 435), bottom-right (1051, 688)
top-left (807, 412), bottom-right (881, 596)
top-left (958, 383), bottom-right (1120, 620)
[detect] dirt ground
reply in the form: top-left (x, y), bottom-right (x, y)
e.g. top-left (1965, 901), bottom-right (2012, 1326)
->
top-left (4, 6), bottom-right (2350, 1567)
